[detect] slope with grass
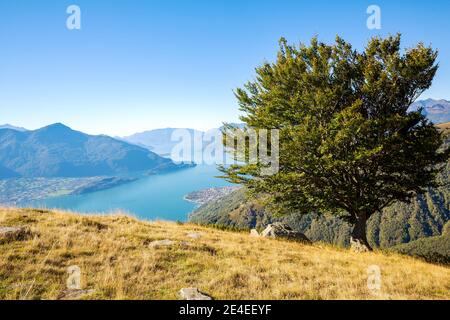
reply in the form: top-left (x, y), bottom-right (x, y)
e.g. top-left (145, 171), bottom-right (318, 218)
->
top-left (437, 122), bottom-right (450, 132)
top-left (0, 208), bottom-right (449, 300)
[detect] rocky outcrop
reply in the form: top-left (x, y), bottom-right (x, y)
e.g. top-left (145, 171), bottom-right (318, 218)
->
top-left (261, 223), bottom-right (311, 243)
top-left (0, 226), bottom-right (32, 244)
top-left (186, 232), bottom-right (202, 239)
top-left (349, 237), bottom-right (371, 253)
top-left (57, 289), bottom-right (95, 300)
top-left (179, 288), bottom-right (212, 300)
top-left (148, 239), bottom-right (175, 248)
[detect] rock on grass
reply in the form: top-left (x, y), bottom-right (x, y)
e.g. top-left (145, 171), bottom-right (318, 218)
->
top-left (0, 226), bottom-right (32, 244)
top-left (179, 288), bottom-right (212, 300)
top-left (261, 223), bottom-right (311, 243)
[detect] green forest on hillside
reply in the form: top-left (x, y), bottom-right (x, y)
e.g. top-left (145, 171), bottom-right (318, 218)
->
top-left (391, 222), bottom-right (450, 265)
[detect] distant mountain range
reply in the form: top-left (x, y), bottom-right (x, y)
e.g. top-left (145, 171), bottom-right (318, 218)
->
top-left (0, 123), bottom-right (183, 179)
top-left (121, 123), bottom-right (246, 158)
top-left (0, 124), bottom-right (27, 132)
top-left (120, 100), bottom-right (450, 160)
top-left (1, 98), bottom-right (447, 177)
top-left (122, 128), bottom-right (204, 156)
top-left (409, 99), bottom-right (450, 124)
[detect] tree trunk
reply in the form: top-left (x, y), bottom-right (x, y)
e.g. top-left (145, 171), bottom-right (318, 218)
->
top-left (350, 212), bottom-right (373, 252)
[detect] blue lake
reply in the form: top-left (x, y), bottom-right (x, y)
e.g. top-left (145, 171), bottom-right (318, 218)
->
top-left (30, 165), bottom-right (232, 221)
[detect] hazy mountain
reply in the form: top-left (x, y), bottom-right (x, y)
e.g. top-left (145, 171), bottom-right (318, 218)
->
top-left (0, 123), bottom-right (182, 178)
top-left (122, 124), bottom-right (246, 158)
top-left (122, 101), bottom-right (450, 158)
top-left (123, 128), bottom-right (204, 157)
top-left (409, 99), bottom-right (450, 124)
top-left (0, 124), bottom-right (27, 132)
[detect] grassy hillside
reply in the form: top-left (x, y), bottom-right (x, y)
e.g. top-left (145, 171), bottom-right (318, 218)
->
top-left (437, 121), bottom-right (450, 132)
top-left (1, 208), bottom-right (449, 300)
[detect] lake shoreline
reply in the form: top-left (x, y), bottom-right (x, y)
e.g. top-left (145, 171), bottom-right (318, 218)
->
top-left (183, 186), bottom-right (241, 206)
top-left (16, 165), bottom-right (233, 221)
top-left (0, 163), bottom-right (198, 207)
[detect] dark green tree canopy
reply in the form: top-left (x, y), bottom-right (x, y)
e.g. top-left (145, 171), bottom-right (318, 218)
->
top-left (222, 35), bottom-right (449, 250)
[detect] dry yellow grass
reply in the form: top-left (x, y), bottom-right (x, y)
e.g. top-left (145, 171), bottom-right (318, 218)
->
top-left (0, 207), bottom-right (449, 300)
top-left (437, 122), bottom-right (450, 132)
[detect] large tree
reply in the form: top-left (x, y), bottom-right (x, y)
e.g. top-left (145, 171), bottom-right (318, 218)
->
top-left (221, 35), bottom-right (449, 251)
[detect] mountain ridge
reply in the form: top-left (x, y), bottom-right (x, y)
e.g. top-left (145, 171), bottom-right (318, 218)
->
top-left (0, 124), bottom-right (27, 132)
top-left (409, 98), bottom-right (450, 124)
top-left (0, 123), bottom-right (182, 178)
top-left (119, 99), bottom-right (450, 157)
top-left (121, 124), bottom-right (246, 157)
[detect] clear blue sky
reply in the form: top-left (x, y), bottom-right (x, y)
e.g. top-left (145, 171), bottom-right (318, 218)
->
top-left (1, 0), bottom-right (449, 136)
